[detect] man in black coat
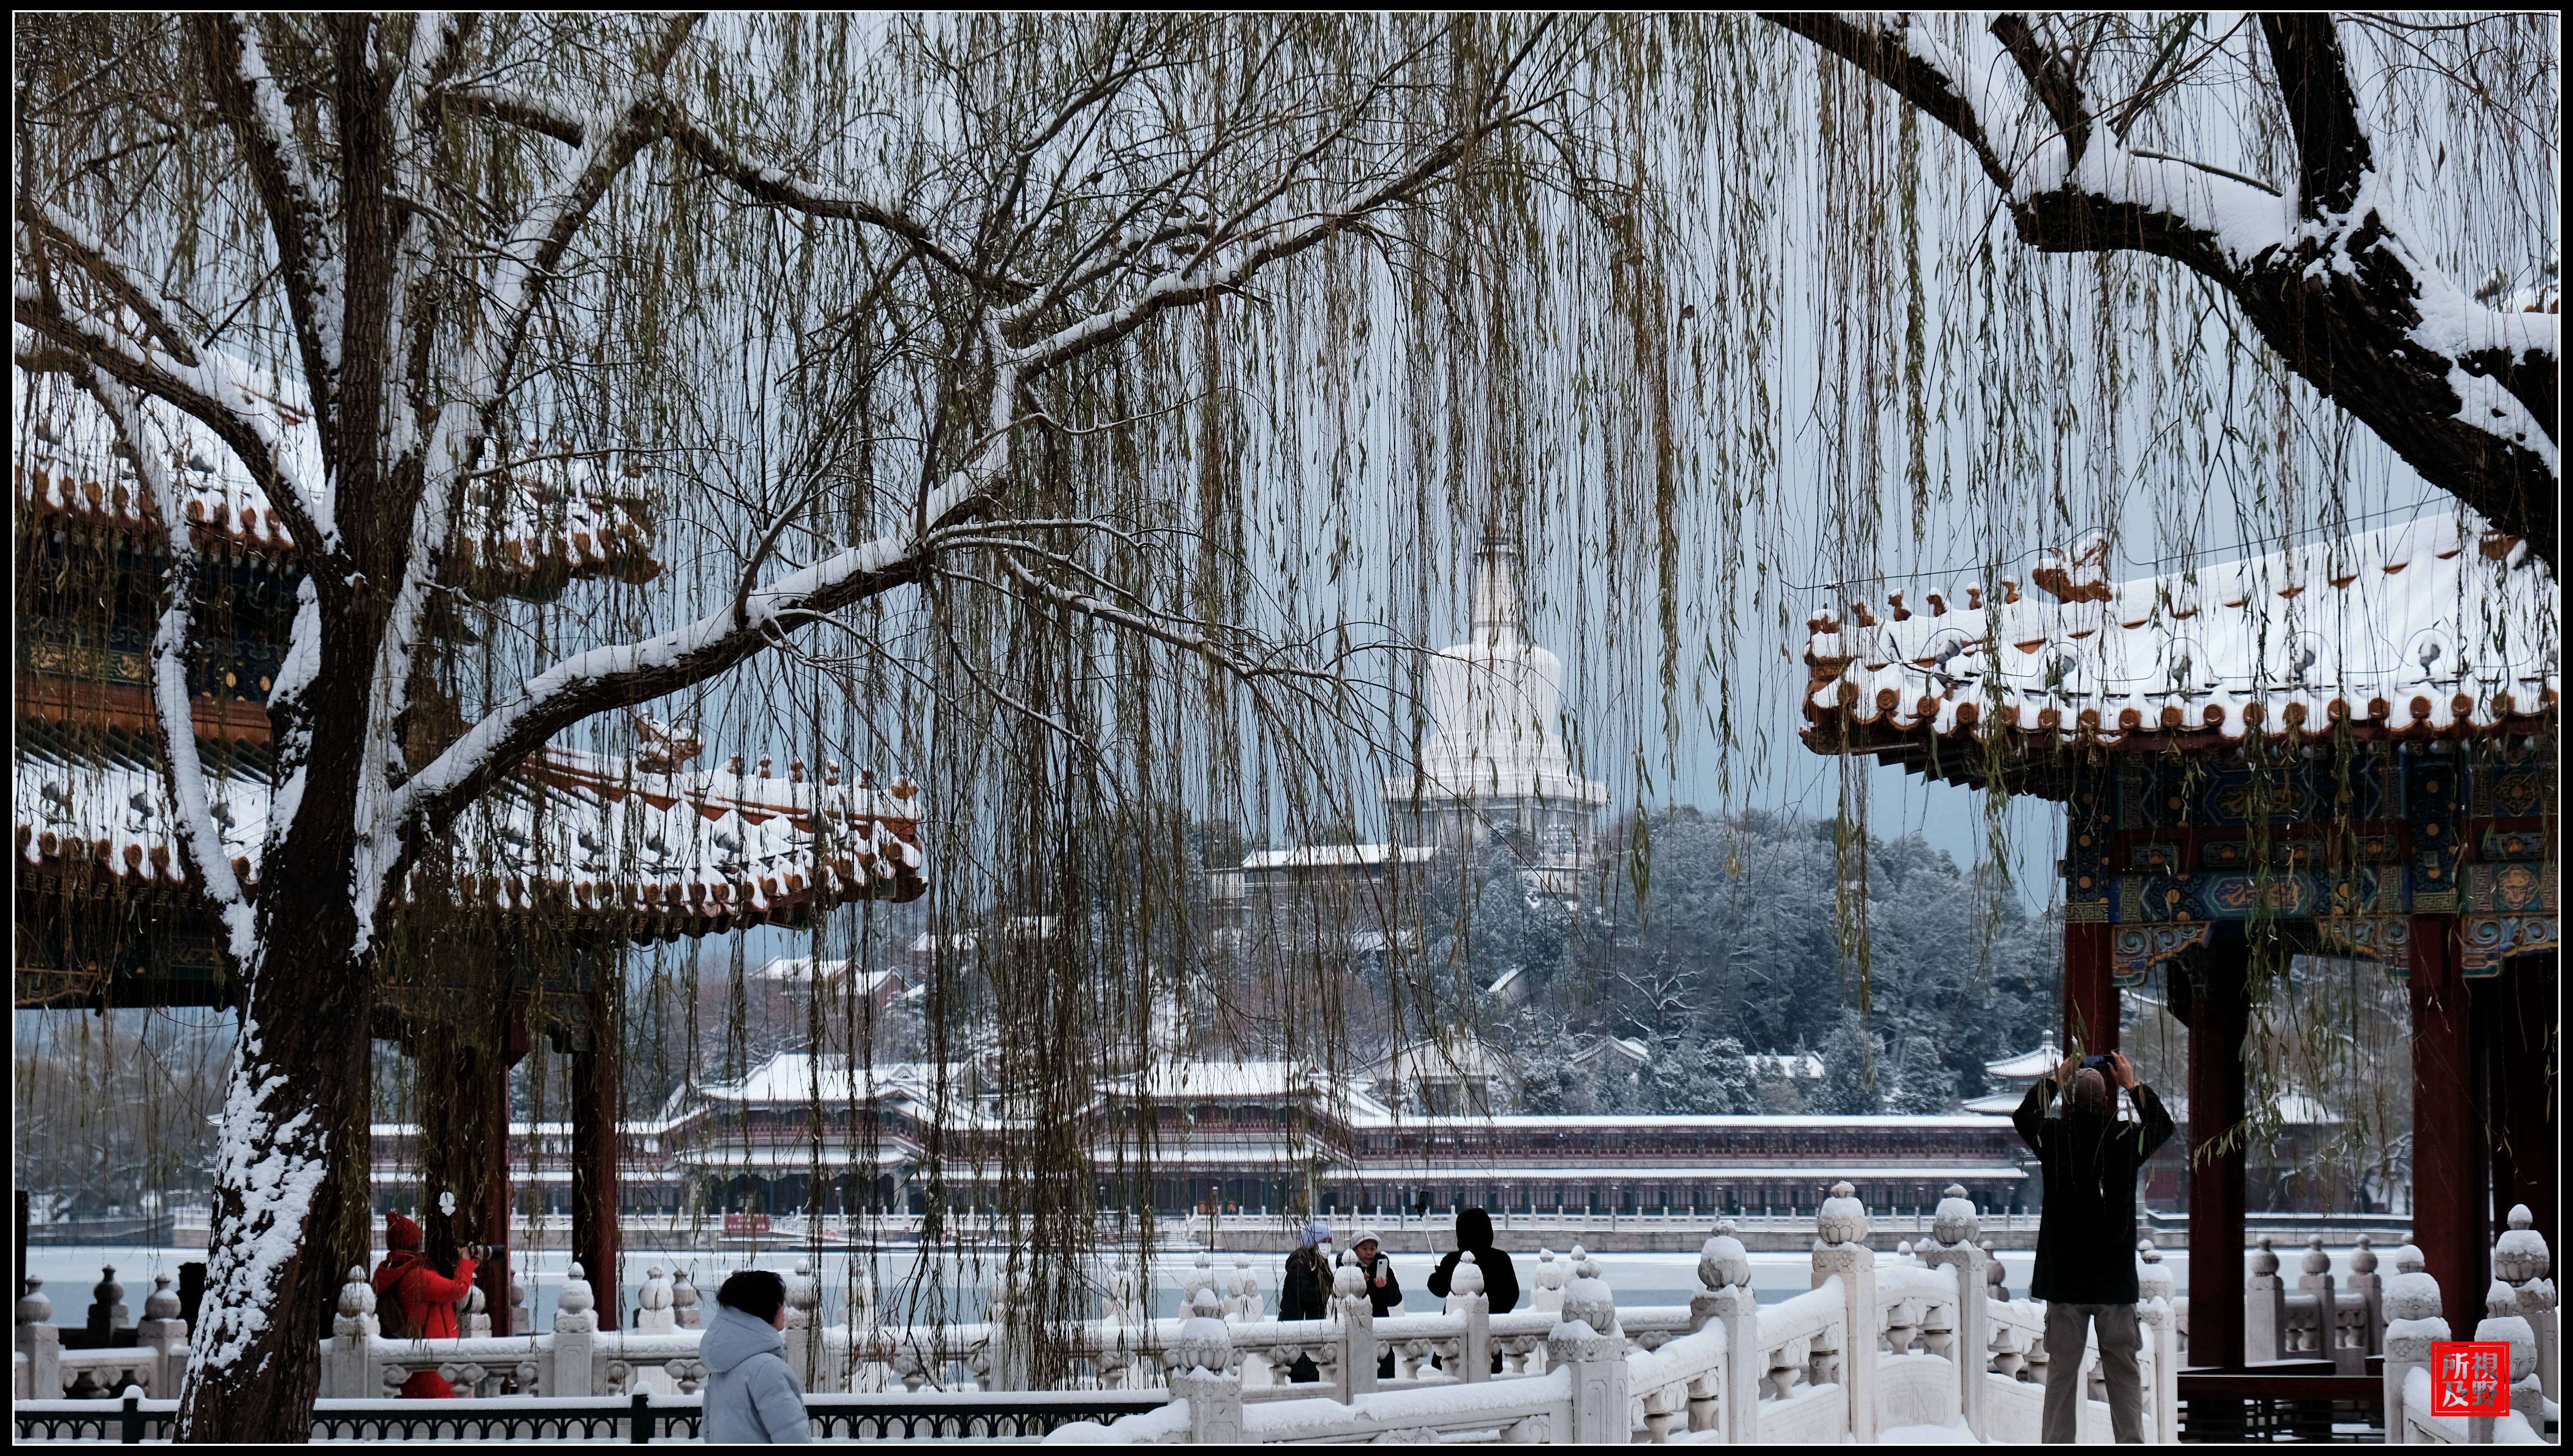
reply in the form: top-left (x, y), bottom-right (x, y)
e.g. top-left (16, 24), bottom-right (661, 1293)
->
top-left (1427, 1207), bottom-right (1519, 1374)
top-left (2015, 1050), bottom-right (2174, 1444)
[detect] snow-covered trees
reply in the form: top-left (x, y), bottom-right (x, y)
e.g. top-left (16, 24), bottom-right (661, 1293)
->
top-left (1816, 1012), bottom-right (1885, 1116)
top-left (15, 15), bottom-right (1595, 1437)
top-left (1496, 812), bottom-right (2050, 1117)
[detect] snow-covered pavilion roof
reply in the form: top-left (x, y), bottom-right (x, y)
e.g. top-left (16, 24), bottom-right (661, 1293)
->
top-left (1802, 514), bottom-right (2557, 788)
top-left (1242, 843), bottom-right (1433, 871)
top-left (13, 363), bottom-right (658, 598)
top-left (13, 730), bottom-right (925, 938)
top-left (1984, 1031), bottom-right (2061, 1081)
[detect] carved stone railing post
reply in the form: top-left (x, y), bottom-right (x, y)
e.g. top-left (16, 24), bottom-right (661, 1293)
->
top-left (1169, 1289), bottom-right (1242, 1444)
top-left (671, 1266), bottom-right (702, 1329)
top-left (1812, 1181), bottom-right (1878, 1444)
top-left (1453, 1258), bottom-right (1492, 1382)
top-left (553, 1261), bottom-right (598, 1398)
top-left (2492, 1204), bottom-right (2556, 1406)
top-left (2381, 1245), bottom-right (2446, 1444)
top-left (17, 1278), bottom-right (61, 1400)
top-left (1333, 1263), bottom-right (1377, 1403)
top-left (1532, 1249), bottom-right (1565, 1313)
top-left (324, 1266), bottom-right (378, 1400)
top-left (2246, 1236), bottom-right (2287, 1363)
top-left (139, 1274), bottom-right (188, 1402)
top-left (635, 1266), bottom-right (677, 1333)
top-left (2296, 1236), bottom-right (2355, 1373)
top-left (2137, 1240), bottom-right (2180, 1445)
top-left (1102, 1266), bottom-right (1150, 1392)
top-left (510, 1257), bottom-right (532, 1341)
top-left (1229, 1254), bottom-right (1263, 1322)
top-left (2347, 1234), bottom-right (2385, 1359)
top-left (1551, 1257), bottom-right (1629, 1444)
top-left (1918, 1186), bottom-right (1988, 1439)
top-left (83, 1265), bottom-right (128, 1348)
top-left (2474, 1277), bottom-right (2540, 1436)
top-left (1182, 1251), bottom-right (1219, 1309)
top-left (1691, 1221), bottom-right (1759, 1444)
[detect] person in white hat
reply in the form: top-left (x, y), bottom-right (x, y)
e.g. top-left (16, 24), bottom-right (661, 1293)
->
top-left (1338, 1228), bottom-right (1403, 1378)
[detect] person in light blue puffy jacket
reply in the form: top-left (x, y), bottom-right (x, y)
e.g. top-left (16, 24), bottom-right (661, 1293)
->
top-left (700, 1270), bottom-right (812, 1443)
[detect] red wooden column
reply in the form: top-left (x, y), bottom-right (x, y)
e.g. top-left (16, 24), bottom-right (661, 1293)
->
top-left (570, 998), bottom-right (622, 1330)
top-left (478, 1021), bottom-right (518, 1337)
top-left (2183, 938), bottom-right (2250, 1370)
top-left (2411, 916), bottom-right (2488, 1334)
top-left (2064, 921), bottom-right (2120, 1056)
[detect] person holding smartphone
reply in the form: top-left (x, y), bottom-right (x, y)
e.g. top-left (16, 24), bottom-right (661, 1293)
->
top-left (2015, 1049), bottom-right (2173, 1443)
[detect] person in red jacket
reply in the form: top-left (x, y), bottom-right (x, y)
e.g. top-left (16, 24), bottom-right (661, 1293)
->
top-left (370, 1208), bottom-right (478, 1397)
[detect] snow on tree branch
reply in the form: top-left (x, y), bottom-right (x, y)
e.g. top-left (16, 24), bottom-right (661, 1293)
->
top-left (1768, 10), bottom-right (2560, 562)
top-left (194, 14), bottom-right (344, 508)
top-left (84, 371), bottom-right (261, 962)
top-left (14, 279), bottom-right (327, 556)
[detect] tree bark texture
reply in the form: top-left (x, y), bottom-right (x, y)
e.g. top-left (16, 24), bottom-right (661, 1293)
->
top-left (175, 917), bottom-right (373, 1439)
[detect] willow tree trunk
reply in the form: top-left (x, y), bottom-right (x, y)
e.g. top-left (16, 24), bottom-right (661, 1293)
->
top-left (177, 617), bottom-right (384, 1439)
top-left (179, 895), bottom-right (377, 1437)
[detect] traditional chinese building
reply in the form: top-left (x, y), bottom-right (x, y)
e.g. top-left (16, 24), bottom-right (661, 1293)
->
top-left (668, 1049), bottom-right (2030, 1224)
top-left (13, 368), bottom-right (927, 1328)
top-left (1799, 514), bottom-right (2556, 1351)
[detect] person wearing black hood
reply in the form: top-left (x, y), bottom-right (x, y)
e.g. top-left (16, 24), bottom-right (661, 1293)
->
top-left (2016, 1050), bottom-right (2173, 1444)
top-left (1427, 1207), bottom-right (1520, 1372)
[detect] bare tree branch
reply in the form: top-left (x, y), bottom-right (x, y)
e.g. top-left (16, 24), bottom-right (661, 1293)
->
top-left (2260, 13), bottom-right (2374, 218)
top-left (1766, 10), bottom-right (2560, 561)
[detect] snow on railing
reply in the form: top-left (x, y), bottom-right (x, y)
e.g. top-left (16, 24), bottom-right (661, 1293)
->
top-left (22, 1196), bottom-right (2549, 1444)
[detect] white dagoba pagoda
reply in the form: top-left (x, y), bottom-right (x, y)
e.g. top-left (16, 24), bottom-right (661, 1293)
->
top-left (1384, 529), bottom-right (1609, 894)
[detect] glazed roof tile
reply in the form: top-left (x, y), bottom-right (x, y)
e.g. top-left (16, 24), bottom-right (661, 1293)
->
top-left (14, 736), bottom-right (925, 933)
top-left (13, 364), bottom-right (658, 596)
top-left (1802, 514), bottom-right (2556, 764)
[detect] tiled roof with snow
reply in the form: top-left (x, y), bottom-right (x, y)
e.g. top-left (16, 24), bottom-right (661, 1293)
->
top-left (1243, 843), bottom-right (1433, 871)
top-left (1802, 515), bottom-right (2556, 769)
top-left (13, 364), bottom-right (658, 598)
top-left (13, 735), bottom-right (925, 933)
top-left (1983, 1032), bottom-right (2061, 1081)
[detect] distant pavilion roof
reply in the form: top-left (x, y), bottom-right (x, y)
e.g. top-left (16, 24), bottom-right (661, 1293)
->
top-left (1802, 514), bottom-right (2557, 796)
top-left (1984, 1030), bottom-right (2063, 1082)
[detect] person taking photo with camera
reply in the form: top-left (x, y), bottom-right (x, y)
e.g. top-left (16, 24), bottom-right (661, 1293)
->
top-left (2015, 1049), bottom-right (2174, 1443)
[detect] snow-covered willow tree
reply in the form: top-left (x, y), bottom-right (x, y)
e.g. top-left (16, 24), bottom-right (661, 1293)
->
top-left (11, 13), bottom-right (1655, 1436)
top-left (1769, 12), bottom-right (2556, 560)
top-left (12, 9), bottom-right (2557, 1442)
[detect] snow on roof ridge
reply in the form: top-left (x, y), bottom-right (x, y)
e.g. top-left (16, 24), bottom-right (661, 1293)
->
top-left (1803, 511), bottom-right (2558, 755)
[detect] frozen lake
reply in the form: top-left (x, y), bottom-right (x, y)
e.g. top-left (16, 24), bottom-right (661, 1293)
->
top-left (22, 1240), bottom-right (2299, 1332)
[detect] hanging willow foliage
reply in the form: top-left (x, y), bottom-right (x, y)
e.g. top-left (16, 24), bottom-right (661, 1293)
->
top-left (11, 11), bottom-right (2555, 1437)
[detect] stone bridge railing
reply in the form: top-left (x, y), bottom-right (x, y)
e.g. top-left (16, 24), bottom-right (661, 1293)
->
top-left (1053, 1182), bottom-right (2172, 1444)
top-left (15, 1196), bottom-right (2554, 1445)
